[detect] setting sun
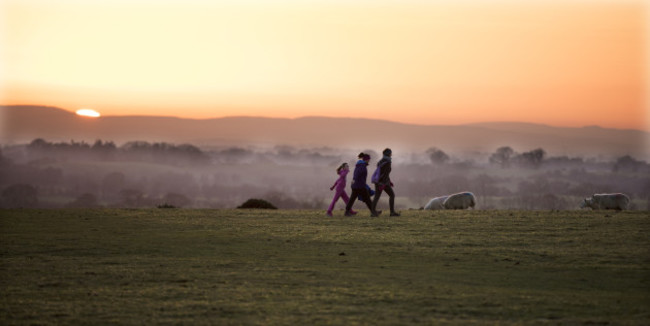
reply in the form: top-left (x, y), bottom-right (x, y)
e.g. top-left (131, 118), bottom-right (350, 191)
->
top-left (76, 109), bottom-right (101, 118)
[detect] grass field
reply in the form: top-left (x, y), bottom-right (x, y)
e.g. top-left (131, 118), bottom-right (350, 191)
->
top-left (1, 209), bottom-right (649, 325)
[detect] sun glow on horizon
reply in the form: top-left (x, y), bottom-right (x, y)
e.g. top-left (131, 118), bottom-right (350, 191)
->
top-left (76, 109), bottom-right (101, 118)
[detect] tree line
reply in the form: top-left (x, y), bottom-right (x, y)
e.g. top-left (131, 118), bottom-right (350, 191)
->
top-left (427, 145), bottom-right (648, 173)
top-left (1, 139), bottom-right (648, 209)
top-left (26, 139), bottom-right (209, 165)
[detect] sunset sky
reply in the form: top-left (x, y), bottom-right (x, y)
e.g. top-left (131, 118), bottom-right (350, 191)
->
top-left (1, 0), bottom-right (648, 130)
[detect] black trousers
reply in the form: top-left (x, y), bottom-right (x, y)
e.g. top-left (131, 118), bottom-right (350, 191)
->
top-left (345, 187), bottom-right (374, 212)
top-left (372, 184), bottom-right (395, 213)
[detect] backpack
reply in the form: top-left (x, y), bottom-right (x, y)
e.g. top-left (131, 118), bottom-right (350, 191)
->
top-left (371, 164), bottom-right (382, 184)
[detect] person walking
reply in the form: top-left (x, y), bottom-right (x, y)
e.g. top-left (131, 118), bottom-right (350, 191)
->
top-left (345, 153), bottom-right (381, 217)
top-left (326, 163), bottom-right (357, 217)
top-left (372, 148), bottom-right (400, 216)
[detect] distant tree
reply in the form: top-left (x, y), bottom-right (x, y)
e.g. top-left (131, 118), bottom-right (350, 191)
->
top-left (28, 138), bottom-right (50, 150)
top-left (175, 144), bottom-right (209, 164)
top-left (489, 146), bottom-right (514, 168)
top-left (613, 155), bottom-right (646, 173)
top-left (2, 184), bottom-right (38, 208)
top-left (221, 147), bottom-right (250, 156)
top-left (91, 140), bottom-right (117, 159)
top-left (426, 147), bottom-right (450, 165)
top-left (516, 148), bottom-right (545, 168)
top-left (275, 145), bottom-right (295, 158)
top-left (177, 144), bottom-right (204, 156)
top-left (68, 140), bottom-right (91, 150)
top-left (122, 141), bottom-right (152, 152)
top-left (120, 141), bottom-right (208, 164)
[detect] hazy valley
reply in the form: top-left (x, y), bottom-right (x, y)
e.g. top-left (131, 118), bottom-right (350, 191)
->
top-left (1, 105), bottom-right (649, 210)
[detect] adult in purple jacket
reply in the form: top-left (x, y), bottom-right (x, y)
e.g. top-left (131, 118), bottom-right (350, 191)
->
top-left (345, 153), bottom-right (381, 217)
top-left (372, 148), bottom-right (400, 216)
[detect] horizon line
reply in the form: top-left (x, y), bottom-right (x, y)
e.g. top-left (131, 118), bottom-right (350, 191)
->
top-left (2, 104), bottom-right (648, 133)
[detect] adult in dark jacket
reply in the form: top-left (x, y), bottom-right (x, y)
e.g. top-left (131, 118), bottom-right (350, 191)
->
top-left (372, 148), bottom-right (400, 216)
top-left (345, 153), bottom-right (381, 217)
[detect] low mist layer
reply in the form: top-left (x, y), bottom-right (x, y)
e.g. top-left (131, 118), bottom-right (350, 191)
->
top-left (1, 139), bottom-right (648, 211)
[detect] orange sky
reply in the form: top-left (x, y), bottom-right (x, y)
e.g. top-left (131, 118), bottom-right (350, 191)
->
top-left (1, 0), bottom-right (648, 130)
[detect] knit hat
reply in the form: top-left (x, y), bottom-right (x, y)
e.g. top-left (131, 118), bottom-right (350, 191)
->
top-left (383, 148), bottom-right (392, 156)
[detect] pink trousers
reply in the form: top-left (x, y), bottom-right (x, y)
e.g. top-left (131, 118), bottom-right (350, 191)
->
top-left (327, 190), bottom-right (351, 214)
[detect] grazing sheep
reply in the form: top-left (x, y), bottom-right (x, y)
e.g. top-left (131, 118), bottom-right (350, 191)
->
top-left (580, 193), bottom-right (629, 211)
top-left (443, 192), bottom-right (476, 210)
top-left (423, 196), bottom-right (449, 210)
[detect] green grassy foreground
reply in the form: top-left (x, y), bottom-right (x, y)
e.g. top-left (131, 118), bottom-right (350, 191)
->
top-left (1, 209), bottom-right (649, 325)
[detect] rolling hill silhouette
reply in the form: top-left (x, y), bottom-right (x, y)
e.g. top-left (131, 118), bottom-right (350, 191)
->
top-left (2, 105), bottom-right (648, 159)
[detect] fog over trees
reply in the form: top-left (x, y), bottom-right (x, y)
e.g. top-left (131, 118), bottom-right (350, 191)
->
top-left (1, 139), bottom-right (649, 210)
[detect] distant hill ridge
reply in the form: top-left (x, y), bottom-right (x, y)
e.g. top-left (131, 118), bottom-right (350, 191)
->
top-left (2, 105), bottom-right (648, 159)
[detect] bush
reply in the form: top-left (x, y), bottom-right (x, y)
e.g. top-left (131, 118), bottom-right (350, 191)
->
top-left (237, 198), bottom-right (277, 209)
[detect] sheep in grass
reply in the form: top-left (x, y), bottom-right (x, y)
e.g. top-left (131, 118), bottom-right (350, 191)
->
top-left (580, 193), bottom-right (629, 211)
top-left (443, 192), bottom-right (476, 210)
top-left (423, 196), bottom-right (449, 210)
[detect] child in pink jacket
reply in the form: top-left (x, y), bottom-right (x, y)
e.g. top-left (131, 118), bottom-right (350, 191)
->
top-left (327, 163), bottom-right (357, 217)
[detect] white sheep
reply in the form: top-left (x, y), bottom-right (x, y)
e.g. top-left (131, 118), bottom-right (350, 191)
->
top-left (423, 196), bottom-right (449, 210)
top-left (580, 193), bottom-right (629, 211)
top-left (443, 192), bottom-right (476, 210)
